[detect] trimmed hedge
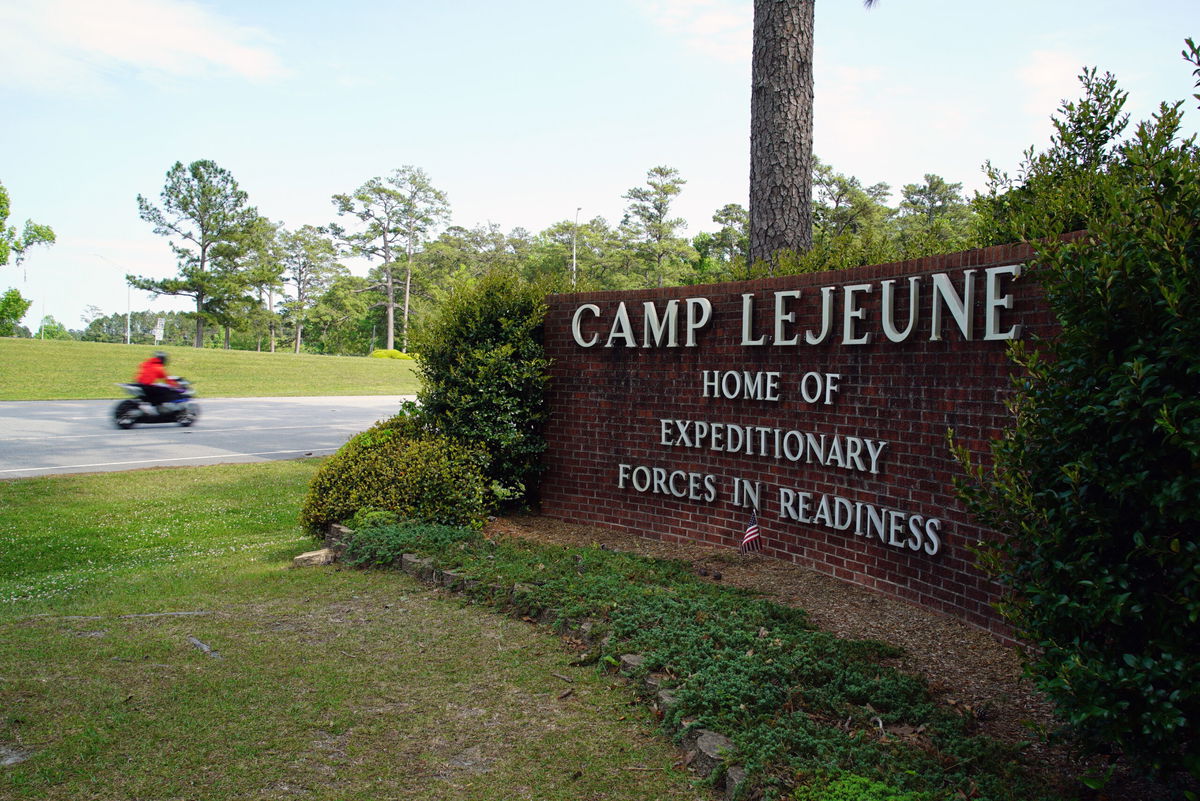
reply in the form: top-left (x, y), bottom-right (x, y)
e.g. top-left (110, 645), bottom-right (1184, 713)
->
top-left (368, 348), bottom-right (414, 360)
top-left (300, 414), bottom-right (489, 534)
top-left (412, 268), bottom-right (553, 504)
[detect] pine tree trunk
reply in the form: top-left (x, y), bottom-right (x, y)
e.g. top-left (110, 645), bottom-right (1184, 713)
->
top-left (268, 288), bottom-right (277, 352)
top-left (749, 0), bottom-right (815, 267)
top-left (385, 268), bottom-right (396, 351)
top-left (403, 263), bottom-right (412, 352)
top-left (194, 299), bottom-right (205, 348)
top-left (402, 239), bottom-right (414, 353)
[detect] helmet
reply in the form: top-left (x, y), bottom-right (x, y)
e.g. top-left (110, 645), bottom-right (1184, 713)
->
top-left (154, 350), bottom-right (168, 364)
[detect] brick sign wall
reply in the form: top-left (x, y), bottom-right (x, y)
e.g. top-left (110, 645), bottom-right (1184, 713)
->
top-left (539, 242), bottom-right (1054, 639)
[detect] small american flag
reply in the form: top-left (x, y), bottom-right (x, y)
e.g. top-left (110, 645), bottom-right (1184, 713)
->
top-left (739, 509), bottom-right (762, 554)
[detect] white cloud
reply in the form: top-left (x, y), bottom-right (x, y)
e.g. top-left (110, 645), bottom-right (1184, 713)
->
top-left (1017, 49), bottom-right (1085, 116)
top-left (0, 0), bottom-right (286, 93)
top-left (813, 60), bottom-right (990, 196)
top-left (633, 0), bottom-right (751, 63)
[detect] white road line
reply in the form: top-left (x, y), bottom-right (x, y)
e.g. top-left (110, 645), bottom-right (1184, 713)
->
top-left (0, 423), bottom-right (369, 443)
top-left (0, 449), bottom-right (334, 475)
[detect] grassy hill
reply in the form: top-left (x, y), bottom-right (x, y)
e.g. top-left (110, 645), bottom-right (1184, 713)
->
top-left (0, 339), bottom-right (421, 400)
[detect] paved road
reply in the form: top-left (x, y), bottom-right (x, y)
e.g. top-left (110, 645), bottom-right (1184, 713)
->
top-left (0, 395), bottom-right (414, 479)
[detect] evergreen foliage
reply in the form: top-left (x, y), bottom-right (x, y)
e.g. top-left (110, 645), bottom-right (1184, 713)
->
top-left (130, 160), bottom-right (262, 348)
top-left (974, 69), bottom-right (1132, 246)
top-left (412, 268), bottom-right (553, 505)
top-left (299, 411), bottom-right (489, 534)
top-left (329, 166), bottom-right (450, 352)
top-left (80, 309), bottom-right (194, 345)
top-left (790, 774), bottom-right (933, 801)
top-left (90, 157), bottom-right (982, 354)
top-left (621, 166), bottom-right (696, 288)
top-left (954, 41), bottom-right (1200, 781)
top-left (303, 273), bottom-right (378, 355)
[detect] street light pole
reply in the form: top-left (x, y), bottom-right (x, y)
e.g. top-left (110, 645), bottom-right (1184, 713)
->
top-left (571, 206), bottom-right (581, 287)
top-left (95, 254), bottom-right (133, 344)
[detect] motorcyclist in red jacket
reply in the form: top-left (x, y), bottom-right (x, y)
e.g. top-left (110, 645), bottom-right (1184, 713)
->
top-left (135, 351), bottom-right (182, 409)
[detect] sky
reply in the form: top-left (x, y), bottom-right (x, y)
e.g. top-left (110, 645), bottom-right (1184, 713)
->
top-left (1, 0), bottom-right (1196, 332)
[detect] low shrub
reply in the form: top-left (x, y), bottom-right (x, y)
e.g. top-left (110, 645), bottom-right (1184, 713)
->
top-left (299, 414), bottom-right (488, 535)
top-left (368, 348), bottom-right (414, 360)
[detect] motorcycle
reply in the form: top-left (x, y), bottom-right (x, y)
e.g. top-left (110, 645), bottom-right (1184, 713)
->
top-left (112, 378), bottom-right (200, 429)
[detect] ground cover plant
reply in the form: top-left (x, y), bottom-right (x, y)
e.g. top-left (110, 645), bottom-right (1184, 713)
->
top-left (0, 338), bottom-right (419, 400)
top-left (341, 518), bottom-right (1067, 801)
top-left (0, 462), bottom-right (707, 801)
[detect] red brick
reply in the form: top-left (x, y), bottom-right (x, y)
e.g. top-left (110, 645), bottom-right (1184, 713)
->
top-left (539, 245), bottom-right (1042, 643)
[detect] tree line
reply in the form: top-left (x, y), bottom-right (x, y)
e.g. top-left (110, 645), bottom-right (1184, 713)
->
top-left (29, 159), bottom-right (974, 353)
top-left (0, 147), bottom-right (1103, 355)
top-left (0, 180), bottom-right (55, 337)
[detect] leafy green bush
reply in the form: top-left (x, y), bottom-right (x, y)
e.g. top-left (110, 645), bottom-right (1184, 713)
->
top-left (973, 67), bottom-right (1133, 247)
top-left (368, 348), bottom-right (414, 360)
top-left (0, 288), bottom-right (33, 337)
top-left (412, 268), bottom-right (553, 504)
top-left (954, 42), bottom-right (1200, 780)
top-left (339, 519), bottom-right (1051, 801)
top-left (299, 413), bottom-right (489, 535)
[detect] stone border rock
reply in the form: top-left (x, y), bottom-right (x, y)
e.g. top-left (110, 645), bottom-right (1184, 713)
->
top-left (314, 524), bottom-right (750, 800)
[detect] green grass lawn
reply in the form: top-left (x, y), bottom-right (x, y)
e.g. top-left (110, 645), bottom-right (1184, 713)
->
top-left (0, 461), bottom-right (707, 801)
top-left (0, 338), bottom-right (420, 400)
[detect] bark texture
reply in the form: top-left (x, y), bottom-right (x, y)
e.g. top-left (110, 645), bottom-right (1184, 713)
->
top-left (750, 0), bottom-right (815, 266)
